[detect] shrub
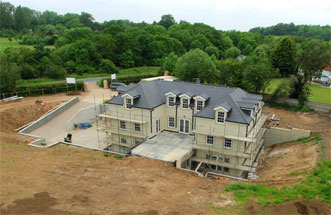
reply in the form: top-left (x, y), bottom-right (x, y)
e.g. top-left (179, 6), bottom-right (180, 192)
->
top-left (99, 59), bottom-right (119, 74)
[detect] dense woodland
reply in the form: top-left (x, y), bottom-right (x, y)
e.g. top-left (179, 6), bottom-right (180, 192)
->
top-left (1, 2), bottom-right (330, 103)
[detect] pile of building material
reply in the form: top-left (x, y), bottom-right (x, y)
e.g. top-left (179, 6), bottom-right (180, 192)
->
top-left (2, 96), bottom-right (23, 102)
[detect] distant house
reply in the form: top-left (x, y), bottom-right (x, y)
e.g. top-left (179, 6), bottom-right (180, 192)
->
top-left (313, 66), bottom-right (331, 85)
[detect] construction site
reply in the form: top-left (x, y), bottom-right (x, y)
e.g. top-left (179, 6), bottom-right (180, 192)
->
top-left (1, 80), bottom-right (331, 214)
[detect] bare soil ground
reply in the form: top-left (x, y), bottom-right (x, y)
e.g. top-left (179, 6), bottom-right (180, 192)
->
top-left (0, 96), bottom-right (330, 214)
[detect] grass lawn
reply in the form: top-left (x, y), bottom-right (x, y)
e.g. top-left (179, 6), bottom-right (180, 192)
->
top-left (0, 37), bottom-right (54, 52)
top-left (266, 78), bottom-right (331, 104)
top-left (265, 78), bottom-right (291, 94)
top-left (309, 83), bottom-right (331, 104)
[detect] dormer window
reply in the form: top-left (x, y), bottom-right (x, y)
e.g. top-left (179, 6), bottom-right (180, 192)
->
top-left (126, 98), bottom-right (132, 109)
top-left (217, 112), bottom-right (225, 123)
top-left (168, 97), bottom-right (175, 107)
top-left (196, 100), bottom-right (203, 111)
top-left (182, 98), bottom-right (189, 109)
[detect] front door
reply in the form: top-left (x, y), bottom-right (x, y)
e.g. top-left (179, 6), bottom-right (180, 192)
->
top-left (156, 119), bottom-right (161, 134)
top-left (179, 119), bottom-right (190, 134)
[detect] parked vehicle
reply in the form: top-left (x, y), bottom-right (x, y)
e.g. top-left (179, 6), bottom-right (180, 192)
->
top-left (109, 82), bottom-right (127, 91)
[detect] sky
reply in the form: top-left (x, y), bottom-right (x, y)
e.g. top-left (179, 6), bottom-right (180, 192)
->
top-left (8, 0), bottom-right (331, 31)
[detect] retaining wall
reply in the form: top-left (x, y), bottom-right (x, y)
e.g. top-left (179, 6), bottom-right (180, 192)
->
top-left (65, 104), bottom-right (109, 131)
top-left (265, 127), bottom-right (311, 147)
top-left (20, 97), bottom-right (79, 134)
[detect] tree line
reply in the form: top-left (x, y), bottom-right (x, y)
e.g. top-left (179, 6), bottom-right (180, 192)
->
top-left (250, 23), bottom-right (331, 41)
top-left (1, 1), bottom-right (330, 104)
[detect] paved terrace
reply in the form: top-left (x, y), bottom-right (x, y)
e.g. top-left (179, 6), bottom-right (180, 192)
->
top-left (131, 131), bottom-right (194, 162)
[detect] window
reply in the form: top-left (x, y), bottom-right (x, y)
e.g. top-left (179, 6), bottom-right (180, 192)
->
top-left (224, 167), bottom-right (229, 172)
top-left (168, 117), bottom-right (175, 128)
top-left (210, 164), bottom-right (217, 170)
top-left (168, 97), bottom-right (175, 107)
top-left (126, 98), bottom-right (132, 109)
top-left (182, 98), bottom-right (189, 109)
top-left (120, 120), bottom-right (126, 129)
top-left (211, 155), bottom-right (218, 161)
top-left (197, 100), bottom-right (203, 111)
top-left (134, 123), bottom-right (141, 132)
top-left (206, 154), bottom-right (210, 159)
top-left (206, 135), bottom-right (214, 145)
top-left (120, 138), bottom-right (126, 144)
top-left (217, 112), bottom-right (225, 123)
top-left (224, 158), bottom-right (230, 163)
top-left (218, 157), bottom-right (224, 162)
top-left (224, 138), bottom-right (232, 149)
top-left (217, 166), bottom-right (223, 171)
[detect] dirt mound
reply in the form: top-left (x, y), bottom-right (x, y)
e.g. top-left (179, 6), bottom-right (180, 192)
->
top-left (243, 200), bottom-right (262, 214)
top-left (0, 192), bottom-right (70, 214)
top-left (265, 199), bottom-right (331, 215)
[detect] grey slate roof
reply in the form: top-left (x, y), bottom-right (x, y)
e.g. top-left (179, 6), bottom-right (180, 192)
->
top-left (107, 80), bottom-right (264, 124)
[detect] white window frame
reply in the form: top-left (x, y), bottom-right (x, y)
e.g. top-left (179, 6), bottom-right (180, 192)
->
top-left (196, 100), bottom-right (203, 111)
top-left (182, 98), bottom-right (189, 109)
top-left (224, 138), bottom-right (232, 149)
top-left (206, 135), bottom-right (214, 145)
top-left (216, 111), bottom-right (225, 124)
top-left (120, 138), bottom-right (126, 144)
top-left (168, 116), bottom-right (175, 128)
top-left (125, 98), bottom-right (132, 110)
top-left (134, 123), bottom-right (141, 133)
top-left (168, 96), bottom-right (175, 107)
top-left (119, 120), bottom-right (126, 130)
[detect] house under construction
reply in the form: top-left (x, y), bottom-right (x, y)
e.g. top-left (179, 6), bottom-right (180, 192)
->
top-left (97, 80), bottom-right (268, 179)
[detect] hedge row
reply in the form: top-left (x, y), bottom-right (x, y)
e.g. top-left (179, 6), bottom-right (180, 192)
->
top-left (98, 72), bottom-right (159, 87)
top-left (2, 81), bottom-right (84, 98)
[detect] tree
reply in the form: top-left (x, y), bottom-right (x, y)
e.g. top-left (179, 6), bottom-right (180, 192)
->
top-left (224, 47), bottom-right (241, 59)
top-left (0, 54), bottom-right (20, 93)
top-left (64, 39), bottom-right (101, 70)
top-left (205, 46), bottom-right (219, 58)
top-left (215, 59), bottom-right (242, 87)
top-left (99, 59), bottom-right (119, 74)
top-left (0, 2), bottom-right (15, 30)
top-left (79, 12), bottom-right (94, 27)
top-left (271, 37), bottom-right (297, 77)
top-left (161, 52), bottom-right (178, 74)
top-left (175, 49), bottom-right (216, 83)
top-left (118, 50), bottom-right (134, 68)
top-left (13, 6), bottom-right (35, 31)
top-left (298, 39), bottom-right (331, 82)
top-left (241, 56), bottom-right (274, 93)
top-left (44, 64), bottom-right (67, 79)
top-left (159, 14), bottom-right (176, 29)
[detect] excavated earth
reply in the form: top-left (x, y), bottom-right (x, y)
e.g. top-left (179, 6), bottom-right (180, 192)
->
top-left (0, 95), bottom-right (330, 214)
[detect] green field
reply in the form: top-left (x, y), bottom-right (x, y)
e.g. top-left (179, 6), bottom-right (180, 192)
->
top-left (0, 38), bottom-right (54, 52)
top-left (266, 78), bottom-right (331, 104)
